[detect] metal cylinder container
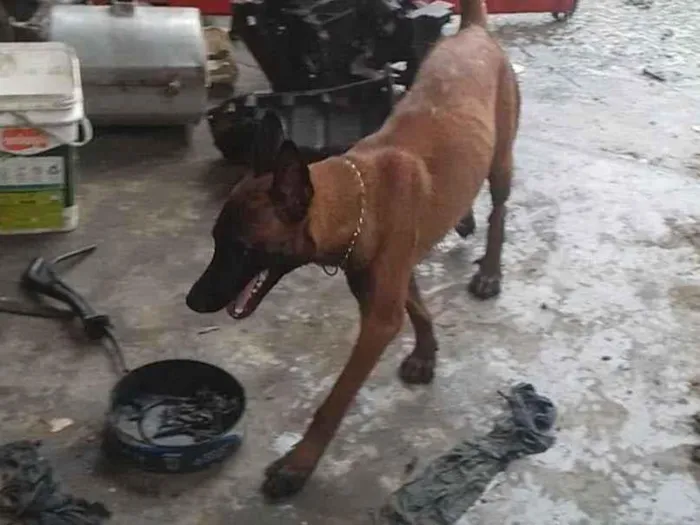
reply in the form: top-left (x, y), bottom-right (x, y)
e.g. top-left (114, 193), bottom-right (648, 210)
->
top-left (48, 2), bottom-right (208, 126)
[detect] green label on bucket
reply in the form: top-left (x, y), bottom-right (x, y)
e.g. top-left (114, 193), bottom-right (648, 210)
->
top-left (0, 188), bottom-right (64, 230)
top-left (0, 147), bottom-right (74, 233)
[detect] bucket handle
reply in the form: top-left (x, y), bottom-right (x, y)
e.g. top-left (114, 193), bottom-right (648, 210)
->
top-left (69, 118), bottom-right (94, 147)
top-left (7, 111), bottom-right (94, 148)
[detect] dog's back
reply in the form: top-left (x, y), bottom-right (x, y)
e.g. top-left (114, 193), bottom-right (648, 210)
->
top-left (349, 0), bottom-right (519, 260)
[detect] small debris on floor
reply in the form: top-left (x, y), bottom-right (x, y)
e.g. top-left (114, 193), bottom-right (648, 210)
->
top-left (624, 0), bottom-right (653, 8)
top-left (642, 67), bottom-right (667, 82)
top-left (46, 417), bottom-right (75, 433)
top-left (404, 457), bottom-right (419, 476)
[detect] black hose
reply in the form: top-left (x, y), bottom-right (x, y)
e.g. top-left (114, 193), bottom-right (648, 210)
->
top-left (103, 327), bottom-right (130, 377)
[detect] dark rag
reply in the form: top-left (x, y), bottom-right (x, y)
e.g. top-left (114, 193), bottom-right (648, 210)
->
top-left (0, 440), bottom-right (111, 525)
top-left (379, 383), bottom-right (557, 525)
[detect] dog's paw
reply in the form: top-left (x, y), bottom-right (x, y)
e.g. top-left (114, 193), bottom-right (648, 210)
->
top-left (262, 455), bottom-right (312, 501)
top-left (455, 214), bottom-right (476, 239)
top-left (468, 271), bottom-right (501, 300)
top-left (399, 353), bottom-right (436, 385)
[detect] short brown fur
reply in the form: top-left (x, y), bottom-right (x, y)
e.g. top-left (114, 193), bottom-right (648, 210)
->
top-left (189, 0), bottom-right (520, 500)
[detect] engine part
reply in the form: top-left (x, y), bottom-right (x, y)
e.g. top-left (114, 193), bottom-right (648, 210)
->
top-left (209, 72), bottom-right (395, 165)
top-left (231, 0), bottom-right (453, 92)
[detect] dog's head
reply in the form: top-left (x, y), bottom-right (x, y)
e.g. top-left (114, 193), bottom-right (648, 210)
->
top-left (186, 111), bottom-right (316, 319)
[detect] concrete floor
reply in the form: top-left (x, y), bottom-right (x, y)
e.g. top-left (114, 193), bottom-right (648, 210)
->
top-left (2, 1), bottom-right (700, 524)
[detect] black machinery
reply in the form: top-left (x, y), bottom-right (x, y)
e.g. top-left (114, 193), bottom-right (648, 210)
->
top-left (209, 0), bottom-right (454, 165)
top-left (231, 0), bottom-right (454, 91)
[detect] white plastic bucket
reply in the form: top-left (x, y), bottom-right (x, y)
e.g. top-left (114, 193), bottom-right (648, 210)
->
top-left (0, 42), bottom-right (92, 235)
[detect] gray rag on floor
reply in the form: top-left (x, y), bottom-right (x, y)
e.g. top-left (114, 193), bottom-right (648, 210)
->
top-left (379, 383), bottom-right (557, 525)
top-left (0, 440), bottom-right (111, 525)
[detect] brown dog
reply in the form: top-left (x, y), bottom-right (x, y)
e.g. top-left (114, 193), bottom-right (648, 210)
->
top-left (186, 0), bottom-right (520, 501)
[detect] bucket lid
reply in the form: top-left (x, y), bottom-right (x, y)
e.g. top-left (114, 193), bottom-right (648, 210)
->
top-left (0, 42), bottom-right (81, 112)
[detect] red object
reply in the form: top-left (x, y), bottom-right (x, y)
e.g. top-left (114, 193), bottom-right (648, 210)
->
top-left (439, 0), bottom-right (578, 15)
top-left (164, 0), bottom-right (230, 16)
top-left (486, 0), bottom-right (576, 14)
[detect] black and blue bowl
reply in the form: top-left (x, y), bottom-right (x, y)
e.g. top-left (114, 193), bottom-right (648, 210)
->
top-left (102, 359), bottom-right (245, 474)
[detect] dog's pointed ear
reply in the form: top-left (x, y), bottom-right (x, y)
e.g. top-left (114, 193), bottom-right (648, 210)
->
top-left (251, 110), bottom-right (285, 176)
top-left (269, 140), bottom-right (313, 223)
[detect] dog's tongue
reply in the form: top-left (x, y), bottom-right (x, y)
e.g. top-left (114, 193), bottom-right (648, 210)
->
top-left (227, 277), bottom-right (259, 317)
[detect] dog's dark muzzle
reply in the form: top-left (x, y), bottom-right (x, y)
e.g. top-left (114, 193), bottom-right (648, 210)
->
top-left (186, 245), bottom-right (262, 314)
top-left (186, 264), bottom-right (235, 314)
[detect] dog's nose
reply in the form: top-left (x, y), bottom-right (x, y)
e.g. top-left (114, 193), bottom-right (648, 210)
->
top-left (185, 287), bottom-right (211, 313)
top-left (185, 290), bottom-right (202, 312)
top-left (186, 279), bottom-right (230, 314)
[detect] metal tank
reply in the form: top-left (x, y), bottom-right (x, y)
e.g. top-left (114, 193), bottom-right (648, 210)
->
top-left (48, 1), bottom-right (208, 126)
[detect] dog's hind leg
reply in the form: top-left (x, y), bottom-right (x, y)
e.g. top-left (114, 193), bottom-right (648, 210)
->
top-left (468, 151), bottom-right (512, 299)
top-left (468, 62), bottom-right (519, 300)
top-left (455, 209), bottom-right (476, 239)
top-left (347, 271), bottom-right (437, 385)
top-left (399, 273), bottom-right (438, 384)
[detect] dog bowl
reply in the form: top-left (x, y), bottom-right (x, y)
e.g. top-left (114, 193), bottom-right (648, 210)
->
top-left (101, 359), bottom-right (245, 474)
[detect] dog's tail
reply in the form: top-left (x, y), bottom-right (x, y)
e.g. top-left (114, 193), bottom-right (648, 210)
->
top-left (459, 0), bottom-right (487, 29)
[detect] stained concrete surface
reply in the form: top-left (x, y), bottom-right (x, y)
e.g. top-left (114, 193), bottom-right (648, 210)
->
top-left (1, 1), bottom-right (700, 524)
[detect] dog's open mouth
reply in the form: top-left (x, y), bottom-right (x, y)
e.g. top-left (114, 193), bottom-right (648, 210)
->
top-left (226, 269), bottom-right (278, 319)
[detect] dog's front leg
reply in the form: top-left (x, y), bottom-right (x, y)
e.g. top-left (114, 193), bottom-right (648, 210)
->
top-left (262, 267), bottom-right (408, 501)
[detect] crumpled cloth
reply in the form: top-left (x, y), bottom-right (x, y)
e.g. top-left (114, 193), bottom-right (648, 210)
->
top-left (0, 440), bottom-right (111, 525)
top-left (379, 383), bottom-right (557, 525)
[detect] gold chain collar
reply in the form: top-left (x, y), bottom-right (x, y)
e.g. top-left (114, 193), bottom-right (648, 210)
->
top-left (321, 156), bottom-right (366, 277)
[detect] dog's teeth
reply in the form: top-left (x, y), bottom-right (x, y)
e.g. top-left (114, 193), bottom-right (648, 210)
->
top-left (252, 270), bottom-right (269, 294)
